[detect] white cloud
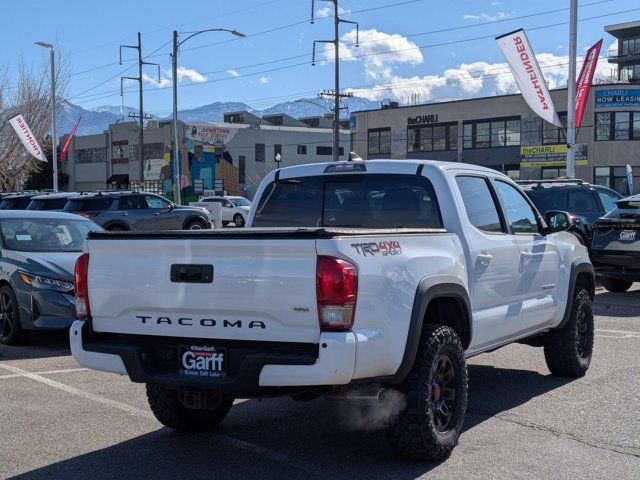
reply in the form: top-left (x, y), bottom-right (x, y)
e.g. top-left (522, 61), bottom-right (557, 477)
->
top-left (463, 11), bottom-right (511, 22)
top-left (322, 29), bottom-right (423, 81)
top-left (142, 72), bottom-right (171, 88)
top-left (226, 69), bottom-right (240, 77)
top-left (259, 76), bottom-right (271, 84)
top-left (346, 52), bottom-right (615, 104)
top-left (176, 66), bottom-right (207, 83)
top-left (316, 6), bottom-right (350, 18)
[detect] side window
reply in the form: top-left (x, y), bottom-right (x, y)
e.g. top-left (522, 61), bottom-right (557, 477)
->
top-left (456, 176), bottom-right (504, 233)
top-left (595, 188), bottom-right (620, 213)
top-left (494, 181), bottom-right (539, 234)
top-left (567, 190), bottom-right (599, 213)
top-left (118, 195), bottom-right (148, 210)
top-left (223, 200), bottom-right (233, 208)
top-left (145, 195), bottom-right (170, 209)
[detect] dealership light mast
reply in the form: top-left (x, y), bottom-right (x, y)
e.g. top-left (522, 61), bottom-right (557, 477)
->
top-left (566, 0), bottom-right (578, 178)
top-left (35, 41), bottom-right (57, 191)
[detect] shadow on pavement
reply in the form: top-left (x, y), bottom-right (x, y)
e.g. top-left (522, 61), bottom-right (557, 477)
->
top-left (0, 330), bottom-right (69, 361)
top-left (8, 364), bottom-right (575, 480)
top-left (593, 287), bottom-right (640, 317)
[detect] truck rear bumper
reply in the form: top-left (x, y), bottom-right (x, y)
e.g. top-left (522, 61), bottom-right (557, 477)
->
top-left (70, 321), bottom-right (356, 392)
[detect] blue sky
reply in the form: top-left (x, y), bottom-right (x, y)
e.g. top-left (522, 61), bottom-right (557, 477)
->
top-left (2, 0), bottom-right (637, 120)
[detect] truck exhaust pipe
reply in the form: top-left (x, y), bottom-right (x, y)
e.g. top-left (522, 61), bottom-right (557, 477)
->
top-left (325, 386), bottom-right (387, 404)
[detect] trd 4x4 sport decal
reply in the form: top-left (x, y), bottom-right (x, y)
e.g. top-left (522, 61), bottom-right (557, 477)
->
top-left (351, 241), bottom-right (403, 257)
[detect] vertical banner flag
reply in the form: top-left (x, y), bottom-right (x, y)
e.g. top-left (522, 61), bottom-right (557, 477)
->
top-left (8, 114), bottom-right (47, 162)
top-left (60, 115), bottom-right (82, 161)
top-left (575, 39), bottom-right (603, 129)
top-left (626, 164), bottom-right (634, 195)
top-left (496, 29), bottom-right (563, 127)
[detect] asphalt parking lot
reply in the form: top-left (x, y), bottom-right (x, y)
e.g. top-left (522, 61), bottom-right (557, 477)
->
top-left (1, 286), bottom-right (639, 480)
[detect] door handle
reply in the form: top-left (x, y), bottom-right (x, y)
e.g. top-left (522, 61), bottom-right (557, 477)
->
top-left (120, 212), bottom-right (128, 216)
top-left (521, 251), bottom-right (534, 259)
top-left (477, 253), bottom-right (493, 266)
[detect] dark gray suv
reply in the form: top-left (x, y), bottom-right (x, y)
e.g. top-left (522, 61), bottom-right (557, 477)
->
top-left (63, 192), bottom-right (211, 231)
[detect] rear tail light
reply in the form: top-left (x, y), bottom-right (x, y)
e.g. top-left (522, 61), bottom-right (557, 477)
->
top-left (74, 253), bottom-right (91, 318)
top-left (316, 256), bottom-right (358, 331)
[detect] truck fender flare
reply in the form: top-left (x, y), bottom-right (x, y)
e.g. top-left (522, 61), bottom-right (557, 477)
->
top-left (556, 260), bottom-right (595, 329)
top-left (391, 279), bottom-right (472, 384)
top-left (102, 221), bottom-right (129, 231)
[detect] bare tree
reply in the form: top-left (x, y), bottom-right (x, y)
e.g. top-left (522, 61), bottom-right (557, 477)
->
top-left (0, 50), bottom-right (69, 191)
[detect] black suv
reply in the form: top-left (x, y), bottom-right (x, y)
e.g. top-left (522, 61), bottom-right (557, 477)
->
top-left (27, 192), bottom-right (83, 211)
top-left (0, 192), bottom-right (40, 210)
top-left (63, 191), bottom-right (211, 231)
top-left (519, 179), bottom-right (622, 246)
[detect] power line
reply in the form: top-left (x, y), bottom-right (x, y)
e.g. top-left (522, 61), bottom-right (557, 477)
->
top-left (69, 6), bottom-right (634, 105)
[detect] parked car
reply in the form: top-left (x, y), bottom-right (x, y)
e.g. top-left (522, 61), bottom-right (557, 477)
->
top-left (0, 211), bottom-right (100, 345)
top-left (197, 195), bottom-right (251, 227)
top-left (591, 194), bottom-right (640, 292)
top-left (71, 160), bottom-right (594, 461)
top-left (0, 192), bottom-right (40, 210)
top-left (519, 179), bottom-right (622, 246)
top-left (63, 191), bottom-right (211, 231)
top-left (27, 192), bottom-right (82, 211)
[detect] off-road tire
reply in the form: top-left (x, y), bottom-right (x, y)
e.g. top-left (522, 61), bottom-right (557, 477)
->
top-left (0, 285), bottom-right (27, 346)
top-left (544, 288), bottom-right (594, 377)
top-left (386, 324), bottom-right (468, 461)
top-left (600, 277), bottom-right (633, 293)
top-left (146, 383), bottom-right (233, 432)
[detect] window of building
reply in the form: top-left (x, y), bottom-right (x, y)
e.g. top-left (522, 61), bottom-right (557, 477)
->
top-left (620, 64), bottom-right (640, 82)
top-left (238, 156), bottom-right (246, 184)
top-left (297, 145), bottom-right (307, 155)
top-left (621, 37), bottom-right (640, 55)
top-left (595, 111), bottom-right (640, 141)
top-left (487, 165), bottom-right (520, 180)
top-left (367, 128), bottom-right (391, 155)
top-left (316, 146), bottom-right (345, 156)
top-left (463, 117), bottom-right (520, 149)
top-left (541, 167), bottom-right (567, 179)
top-left (542, 113), bottom-right (567, 144)
top-left (494, 181), bottom-right (539, 234)
top-left (407, 123), bottom-right (457, 152)
top-left (455, 176), bottom-right (504, 233)
top-left (274, 144), bottom-right (282, 160)
top-left (594, 166), bottom-right (640, 195)
top-left (255, 143), bottom-right (265, 162)
top-left (76, 147), bottom-right (106, 164)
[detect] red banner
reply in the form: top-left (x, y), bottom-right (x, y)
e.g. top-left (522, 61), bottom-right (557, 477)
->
top-left (575, 39), bottom-right (602, 129)
top-left (59, 116), bottom-right (82, 161)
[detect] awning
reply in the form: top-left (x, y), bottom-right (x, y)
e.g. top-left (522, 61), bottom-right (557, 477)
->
top-left (106, 174), bottom-right (129, 187)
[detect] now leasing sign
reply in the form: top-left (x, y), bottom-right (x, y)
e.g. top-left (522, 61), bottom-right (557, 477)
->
top-left (8, 115), bottom-right (46, 162)
top-left (595, 89), bottom-right (640, 108)
top-left (520, 144), bottom-right (588, 167)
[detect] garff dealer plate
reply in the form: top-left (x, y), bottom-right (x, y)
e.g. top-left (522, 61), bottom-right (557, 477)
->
top-left (619, 230), bottom-right (637, 241)
top-left (179, 345), bottom-right (227, 378)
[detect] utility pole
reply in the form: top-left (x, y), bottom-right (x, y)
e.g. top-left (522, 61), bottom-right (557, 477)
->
top-left (311, 0), bottom-right (359, 161)
top-left (35, 41), bottom-right (57, 191)
top-left (566, 0), bottom-right (578, 178)
top-left (120, 33), bottom-right (160, 189)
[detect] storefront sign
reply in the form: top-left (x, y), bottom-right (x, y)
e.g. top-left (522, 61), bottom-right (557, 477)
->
top-left (520, 144), bottom-right (588, 167)
top-left (595, 89), bottom-right (640, 108)
top-left (407, 114), bottom-right (439, 126)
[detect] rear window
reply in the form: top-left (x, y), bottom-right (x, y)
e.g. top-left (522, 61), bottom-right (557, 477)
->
top-left (0, 197), bottom-right (32, 210)
top-left (63, 197), bottom-right (115, 212)
top-left (253, 174), bottom-right (442, 228)
top-left (27, 198), bottom-right (70, 211)
top-left (526, 189), bottom-right (568, 214)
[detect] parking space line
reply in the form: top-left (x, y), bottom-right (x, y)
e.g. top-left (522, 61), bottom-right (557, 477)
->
top-left (0, 367), bottom-right (88, 380)
top-left (0, 363), bottom-right (322, 477)
top-left (595, 328), bottom-right (640, 339)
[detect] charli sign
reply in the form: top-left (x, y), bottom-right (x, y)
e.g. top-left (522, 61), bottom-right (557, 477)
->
top-left (8, 114), bottom-right (47, 162)
top-left (407, 114), bottom-right (439, 126)
top-left (496, 29), bottom-right (562, 128)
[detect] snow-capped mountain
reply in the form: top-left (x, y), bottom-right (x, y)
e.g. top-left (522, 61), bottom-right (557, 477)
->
top-left (56, 96), bottom-right (381, 136)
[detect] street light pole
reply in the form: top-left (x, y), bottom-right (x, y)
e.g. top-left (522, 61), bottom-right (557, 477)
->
top-left (566, 0), bottom-right (578, 178)
top-left (171, 28), bottom-right (245, 205)
top-left (35, 41), bottom-right (57, 191)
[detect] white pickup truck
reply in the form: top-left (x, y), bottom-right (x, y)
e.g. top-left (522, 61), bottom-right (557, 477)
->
top-left (70, 160), bottom-right (595, 461)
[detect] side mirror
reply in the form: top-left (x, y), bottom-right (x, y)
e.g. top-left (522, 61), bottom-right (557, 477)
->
top-left (168, 203), bottom-right (175, 211)
top-left (544, 210), bottom-right (571, 233)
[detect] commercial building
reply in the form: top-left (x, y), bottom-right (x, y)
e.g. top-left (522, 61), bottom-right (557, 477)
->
top-left (61, 112), bottom-right (349, 200)
top-left (351, 23), bottom-right (640, 194)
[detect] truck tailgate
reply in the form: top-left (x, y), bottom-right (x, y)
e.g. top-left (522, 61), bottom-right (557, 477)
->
top-left (87, 237), bottom-right (320, 342)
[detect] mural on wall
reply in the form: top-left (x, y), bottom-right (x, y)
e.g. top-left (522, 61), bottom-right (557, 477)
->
top-left (159, 125), bottom-right (238, 203)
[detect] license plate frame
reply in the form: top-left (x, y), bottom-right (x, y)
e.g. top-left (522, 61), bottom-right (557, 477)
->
top-left (178, 345), bottom-right (227, 378)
